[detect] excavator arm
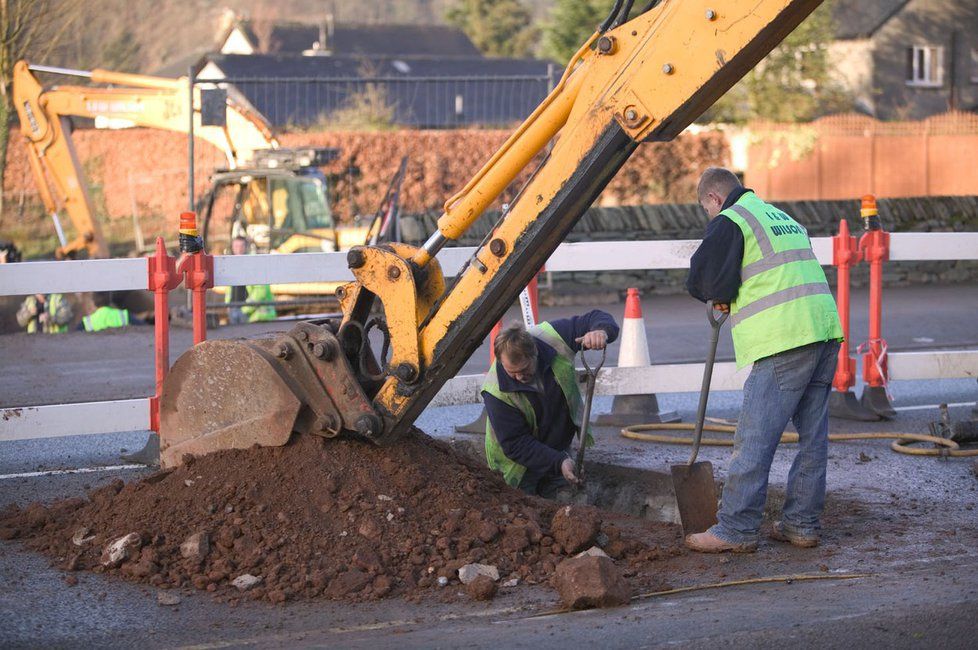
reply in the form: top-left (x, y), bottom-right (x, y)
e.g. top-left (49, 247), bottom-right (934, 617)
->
top-left (12, 61), bottom-right (276, 258)
top-left (158, 0), bottom-right (823, 466)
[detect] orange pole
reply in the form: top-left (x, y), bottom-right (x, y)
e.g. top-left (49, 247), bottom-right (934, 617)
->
top-left (147, 236), bottom-right (179, 432)
top-left (857, 195), bottom-right (890, 388)
top-left (831, 219), bottom-right (860, 393)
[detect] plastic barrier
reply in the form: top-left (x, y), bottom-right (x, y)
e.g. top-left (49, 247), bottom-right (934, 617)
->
top-left (2, 227), bottom-right (978, 443)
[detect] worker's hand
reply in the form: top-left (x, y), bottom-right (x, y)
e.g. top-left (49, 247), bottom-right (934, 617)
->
top-left (560, 457), bottom-right (581, 485)
top-left (576, 329), bottom-right (608, 350)
top-left (38, 313), bottom-right (48, 324)
top-left (713, 303), bottom-right (730, 314)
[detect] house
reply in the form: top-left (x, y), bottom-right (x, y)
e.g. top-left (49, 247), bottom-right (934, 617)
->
top-left (829, 0), bottom-right (978, 119)
top-left (198, 53), bottom-right (556, 128)
top-left (219, 19), bottom-right (481, 59)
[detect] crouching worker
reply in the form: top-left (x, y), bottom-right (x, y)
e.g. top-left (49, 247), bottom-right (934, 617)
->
top-left (481, 311), bottom-right (619, 497)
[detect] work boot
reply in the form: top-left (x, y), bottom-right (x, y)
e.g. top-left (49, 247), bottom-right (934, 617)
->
top-left (768, 521), bottom-right (819, 548)
top-left (684, 531), bottom-right (757, 554)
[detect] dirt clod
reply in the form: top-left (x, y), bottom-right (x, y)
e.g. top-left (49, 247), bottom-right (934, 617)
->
top-left (551, 505), bottom-right (602, 554)
top-left (466, 575), bottom-right (498, 601)
top-left (552, 555), bottom-right (632, 610)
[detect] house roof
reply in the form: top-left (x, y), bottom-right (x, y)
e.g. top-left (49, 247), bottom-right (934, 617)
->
top-left (201, 53), bottom-right (556, 128)
top-left (226, 20), bottom-right (481, 58)
top-left (832, 0), bottom-right (911, 40)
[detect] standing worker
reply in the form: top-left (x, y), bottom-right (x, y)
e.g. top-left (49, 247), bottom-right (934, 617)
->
top-left (481, 311), bottom-right (619, 497)
top-left (17, 293), bottom-right (73, 334)
top-left (684, 167), bottom-right (842, 553)
top-left (225, 236), bottom-right (276, 324)
top-left (81, 291), bottom-right (131, 331)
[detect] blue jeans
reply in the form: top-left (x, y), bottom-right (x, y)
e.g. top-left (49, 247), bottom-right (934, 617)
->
top-left (710, 340), bottom-right (841, 544)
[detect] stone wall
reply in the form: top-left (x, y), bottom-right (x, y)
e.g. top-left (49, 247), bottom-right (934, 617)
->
top-left (400, 195), bottom-right (978, 302)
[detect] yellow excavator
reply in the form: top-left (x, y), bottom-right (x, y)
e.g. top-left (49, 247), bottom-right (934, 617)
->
top-left (12, 61), bottom-right (353, 263)
top-left (159, 0), bottom-right (824, 467)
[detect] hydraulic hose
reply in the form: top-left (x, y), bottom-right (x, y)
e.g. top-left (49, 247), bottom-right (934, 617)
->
top-left (620, 422), bottom-right (978, 457)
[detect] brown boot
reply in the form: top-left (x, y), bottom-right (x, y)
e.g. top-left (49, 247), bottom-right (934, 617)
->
top-left (684, 531), bottom-right (758, 554)
top-left (768, 521), bottom-right (819, 548)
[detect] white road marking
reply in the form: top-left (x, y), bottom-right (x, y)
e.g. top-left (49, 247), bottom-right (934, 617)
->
top-left (0, 464), bottom-right (146, 480)
top-left (892, 401), bottom-right (975, 412)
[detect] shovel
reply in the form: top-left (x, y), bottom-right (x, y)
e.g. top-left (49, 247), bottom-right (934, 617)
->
top-left (574, 345), bottom-right (606, 484)
top-left (671, 300), bottom-right (728, 536)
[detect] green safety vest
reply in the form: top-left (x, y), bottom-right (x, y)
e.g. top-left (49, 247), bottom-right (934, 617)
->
top-left (481, 322), bottom-right (593, 487)
top-left (226, 284), bottom-right (277, 322)
top-left (724, 192), bottom-right (843, 367)
top-left (25, 294), bottom-right (69, 334)
top-left (83, 306), bottom-right (130, 332)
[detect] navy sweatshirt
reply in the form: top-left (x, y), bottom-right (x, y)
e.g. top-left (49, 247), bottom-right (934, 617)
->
top-left (482, 310), bottom-right (619, 477)
top-left (685, 187), bottom-right (751, 304)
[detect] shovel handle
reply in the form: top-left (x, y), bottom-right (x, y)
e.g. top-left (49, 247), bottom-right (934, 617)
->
top-left (574, 346), bottom-right (605, 481)
top-left (690, 300), bottom-right (727, 465)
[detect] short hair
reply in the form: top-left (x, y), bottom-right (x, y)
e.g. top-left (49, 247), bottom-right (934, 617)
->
top-left (233, 235), bottom-right (248, 245)
top-left (697, 167), bottom-right (742, 203)
top-left (493, 322), bottom-right (537, 364)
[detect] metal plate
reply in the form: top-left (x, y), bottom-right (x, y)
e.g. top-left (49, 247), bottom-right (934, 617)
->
top-left (159, 339), bottom-right (300, 468)
top-left (671, 461), bottom-right (718, 536)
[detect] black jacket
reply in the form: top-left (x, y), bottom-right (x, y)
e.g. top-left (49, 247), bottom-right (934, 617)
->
top-left (685, 187), bottom-right (751, 304)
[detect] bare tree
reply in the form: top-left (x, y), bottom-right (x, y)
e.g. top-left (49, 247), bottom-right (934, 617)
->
top-left (0, 0), bottom-right (84, 221)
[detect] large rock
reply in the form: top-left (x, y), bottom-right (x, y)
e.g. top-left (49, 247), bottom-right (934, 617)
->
top-left (551, 505), bottom-right (601, 554)
top-left (466, 575), bottom-right (498, 601)
top-left (552, 556), bottom-right (632, 610)
top-left (231, 574), bottom-right (262, 591)
top-left (100, 533), bottom-right (142, 568)
top-left (458, 563), bottom-right (499, 585)
top-left (180, 532), bottom-right (210, 561)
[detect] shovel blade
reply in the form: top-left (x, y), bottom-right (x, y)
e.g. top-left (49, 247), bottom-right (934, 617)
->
top-left (671, 461), bottom-right (718, 536)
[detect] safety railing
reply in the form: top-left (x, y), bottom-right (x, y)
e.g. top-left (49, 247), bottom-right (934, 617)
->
top-left (2, 231), bottom-right (977, 442)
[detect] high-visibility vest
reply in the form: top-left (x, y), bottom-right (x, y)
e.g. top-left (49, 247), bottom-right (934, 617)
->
top-left (25, 294), bottom-right (69, 334)
top-left (83, 306), bottom-right (130, 332)
top-left (225, 284), bottom-right (277, 322)
top-left (481, 322), bottom-right (591, 487)
top-left (724, 192), bottom-right (843, 367)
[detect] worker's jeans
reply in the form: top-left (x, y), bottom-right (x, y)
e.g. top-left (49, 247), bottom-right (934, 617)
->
top-left (710, 340), bottom-right (841, 544)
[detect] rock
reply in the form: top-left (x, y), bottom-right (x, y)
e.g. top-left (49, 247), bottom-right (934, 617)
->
top-left (466, 575), bottom-right (498, 601)
top-left (458, 563), bottom-right (500, 585)
top-left (157, 591), bottom-right (181, 606)
top-left (501, 578), bottom-right (519, 588)
top-left (71, 527), bottom-right (95, 546)
top-left (326, 569), bottom-right (371, 598)
top-left (100, 533), bottom-right (142, 568)
top-left (552, 556), bottom-right (632, 610)
top-left (501, 525), bottom-right (530, 553)
top-left (180, 532), bottom-right (210, 561)
top-left (437, 576), bottom-right (449, 587)
top-left (551, 505), bottom-right (601, 554)
top-left (574, 546), bottom-right (609, 559)
top-left (231, 574), bottom-right (263, 591)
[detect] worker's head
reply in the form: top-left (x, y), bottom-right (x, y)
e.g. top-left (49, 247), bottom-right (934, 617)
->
top-left (231, 236), bottom-right (248, 256)
top-left (91, 291), bottom-right (112, 308)
top-left (495, 323), bottom-right (539, 384)
top-left (697, 167), bottom-right (743, 219)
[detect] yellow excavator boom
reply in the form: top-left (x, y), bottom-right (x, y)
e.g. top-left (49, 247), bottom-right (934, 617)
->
top-left (159, 0), bottom-right (824, 467)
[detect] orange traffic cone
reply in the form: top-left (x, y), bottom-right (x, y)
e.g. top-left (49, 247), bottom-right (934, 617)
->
top-left (596, 288), bottom-right (679, 426)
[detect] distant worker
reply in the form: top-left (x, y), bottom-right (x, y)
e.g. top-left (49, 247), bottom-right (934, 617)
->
top-left (225, 236), bottom-right (276, 324)
top-left (17, 293), bottom-right (73, 334)
top-left (684, 167), bottom-right (842, 553)
top-left (81, 291), bottom-right (131, 332)
top-left (481, 311), bottom-right (619, 497)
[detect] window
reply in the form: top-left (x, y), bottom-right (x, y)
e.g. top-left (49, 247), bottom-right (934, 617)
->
top-left (906, 45), bottom-right (944, 87)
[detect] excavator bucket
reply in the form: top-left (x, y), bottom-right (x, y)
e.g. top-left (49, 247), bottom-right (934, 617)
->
top-left (158, 322), bottom-right (385, 468)
top-left (159, 340), bottom-right (301, 468)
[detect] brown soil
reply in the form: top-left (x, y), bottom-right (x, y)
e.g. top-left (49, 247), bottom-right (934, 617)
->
top-left (0, 431), bottom-right (682, 605)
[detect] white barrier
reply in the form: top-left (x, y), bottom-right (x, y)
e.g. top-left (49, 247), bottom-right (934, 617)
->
top-left (1, 232), bottom-right (976, 442)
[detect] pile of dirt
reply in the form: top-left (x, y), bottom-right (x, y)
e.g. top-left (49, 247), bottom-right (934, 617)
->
top-left (0, 431), bottom-right (677, 604)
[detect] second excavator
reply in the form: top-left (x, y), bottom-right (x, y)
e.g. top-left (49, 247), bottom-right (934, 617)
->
top-left (158, 0), bottom-right (825, 467)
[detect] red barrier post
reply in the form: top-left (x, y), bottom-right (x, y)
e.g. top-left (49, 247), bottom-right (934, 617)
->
top-left (147, 237), bottom-right (180, 433)
top-left (857, 195), bottom-right (896, 418)
top-left (176, 211), bottom-right (214, 345)
top-left (828, 219), bottom-right (878, 420)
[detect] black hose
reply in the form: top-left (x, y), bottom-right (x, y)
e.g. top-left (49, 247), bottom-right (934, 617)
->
top-left (599, 0), bottom-right (625, 33)
top-left (610, 0), bottom-right (635, 29)
top-left (639, 1), bottom-right (661, 15)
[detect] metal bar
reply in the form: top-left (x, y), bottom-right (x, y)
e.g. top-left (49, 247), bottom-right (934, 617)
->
top-left (0, 399), bottom-right (151, 442)
top-left (0, 258), bottom-right (147, 296)
top-left (27, 64), bottom-right (93, 78)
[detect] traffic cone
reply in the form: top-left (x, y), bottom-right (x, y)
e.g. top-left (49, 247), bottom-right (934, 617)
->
top-left (596, 288), bottom-right (679, 426)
